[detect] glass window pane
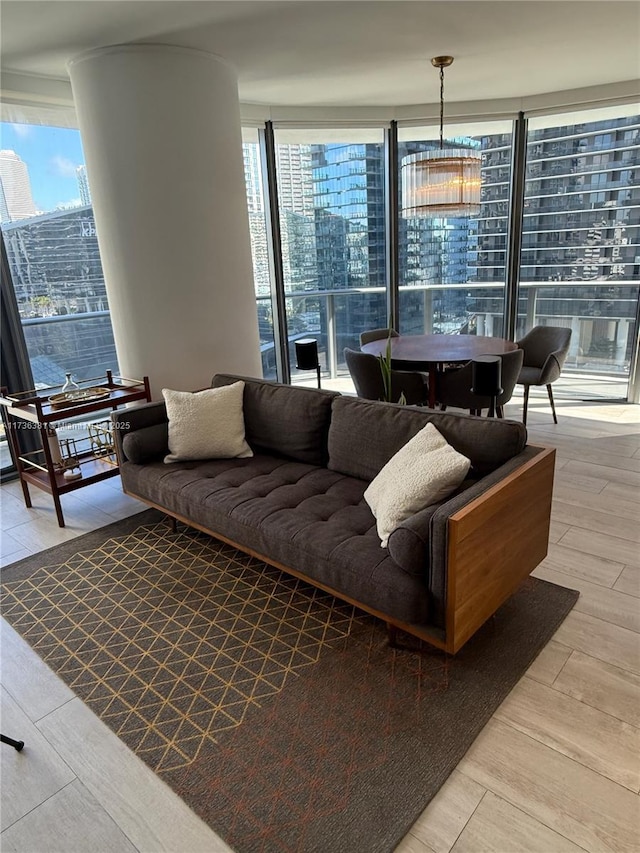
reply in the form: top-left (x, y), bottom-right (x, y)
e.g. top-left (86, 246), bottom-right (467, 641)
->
top-left (1, 123), bottom-right (118, 388)
top-left (398, 120), bottom-right (513, 338)
top-left (273, 128), bottom-right (387, 384)
top-left (520, 107), bottom-right (640, 399)
top-left (241, 131), bottom-right (276, 379)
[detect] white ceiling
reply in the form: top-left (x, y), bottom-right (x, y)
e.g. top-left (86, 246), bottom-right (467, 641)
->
top-left (1, 1), bottom-right (639, 109)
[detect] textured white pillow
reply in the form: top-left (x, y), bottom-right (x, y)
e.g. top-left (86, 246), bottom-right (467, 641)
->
top-left (162, 381), bottom-right (253, 463)
top-left (364, 423), bottom-right (470, 547)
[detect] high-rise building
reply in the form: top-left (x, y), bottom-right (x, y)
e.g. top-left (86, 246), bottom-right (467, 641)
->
top-left (242, 117), bottom-right (640, 378)
top-left (243, 145), bottom-right (262, 214)
top-left (476, 115), bottom-right (639, 365)
top-left (0, 180), bottom-right (9, 222)
top-left (0, 149), bottom-right (36, 221)
top-left (242, 142), bottom-right (318, 301)
top-left (276, 144), bottom-right (314, 216)
top-left (76, 165), bottom-right (92, 205)
top-left (2, 205), bottom-right (116, 384)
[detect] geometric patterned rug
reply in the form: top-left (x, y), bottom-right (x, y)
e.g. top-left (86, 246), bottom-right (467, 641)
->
top-left (1, 509), bottom-right (578, 853)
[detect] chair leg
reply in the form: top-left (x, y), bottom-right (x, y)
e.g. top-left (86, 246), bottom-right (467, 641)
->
top-left (522, 385), bottom-right (529, 425)
top-left (547, 384), bottom-right (558, 424)
top-left (440, 404), bottom-right (447, 412)
top-left (1, 734), bottom-right (24, 751)
top-left (497, 405), bottom-right (504, 418)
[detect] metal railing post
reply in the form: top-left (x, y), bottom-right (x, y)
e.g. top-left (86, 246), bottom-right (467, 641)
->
top-left (326, 293), bottom-right (338, 378)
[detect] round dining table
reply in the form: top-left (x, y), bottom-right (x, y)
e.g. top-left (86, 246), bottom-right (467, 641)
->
top-left (361, 334), bottom-right (518, 408)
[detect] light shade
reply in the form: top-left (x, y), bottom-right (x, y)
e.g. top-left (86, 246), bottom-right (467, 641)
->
top-left (401, 148), bottom-right (482, 218)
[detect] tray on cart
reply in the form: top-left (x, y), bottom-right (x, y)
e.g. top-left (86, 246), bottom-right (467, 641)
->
top-left (48, 387), bottom-right (112, 408)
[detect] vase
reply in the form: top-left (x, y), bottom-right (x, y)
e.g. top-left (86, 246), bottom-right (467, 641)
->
top-left (61, 373), bottom-right (80, 394)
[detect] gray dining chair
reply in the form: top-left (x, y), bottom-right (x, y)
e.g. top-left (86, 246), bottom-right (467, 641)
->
top-left (359, 328), bottom-right (399, 347)
top-left (344, 348), bottom-right (428, 405)
top-left (436, 349), bottom-right (524, 418)
top-left (516, 325), bottom-right (572, 425)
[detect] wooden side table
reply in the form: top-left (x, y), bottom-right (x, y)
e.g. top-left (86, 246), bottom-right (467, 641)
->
top-left (0, 371), bottom-right (151, 527)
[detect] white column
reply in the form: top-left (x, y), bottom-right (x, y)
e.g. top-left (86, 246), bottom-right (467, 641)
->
top-left (68, 45), bottom-right (262, 396)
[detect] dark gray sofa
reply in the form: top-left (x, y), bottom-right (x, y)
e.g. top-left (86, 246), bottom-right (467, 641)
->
top-left (113, 374), bottom-right (555, 653)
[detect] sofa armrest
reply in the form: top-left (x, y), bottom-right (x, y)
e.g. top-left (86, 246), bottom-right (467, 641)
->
top-left (387, 504), bottom-right (441, 577)
top-left (434, 445), bottom-right (555, 653)
top-left (112, 401), bottom-right (169, 464)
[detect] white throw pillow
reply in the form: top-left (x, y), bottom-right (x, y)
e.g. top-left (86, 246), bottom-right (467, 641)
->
top-left (162, 381), bottom-right (253, 463)
top-left (364, 423), bottom-right (470, 547)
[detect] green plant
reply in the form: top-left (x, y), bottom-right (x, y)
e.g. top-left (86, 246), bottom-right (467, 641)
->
top-left (378, 335), bottom-right (406, 404)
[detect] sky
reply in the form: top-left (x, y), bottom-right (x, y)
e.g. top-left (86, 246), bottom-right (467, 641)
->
top-left (0, 122), bottom-right (86, 213)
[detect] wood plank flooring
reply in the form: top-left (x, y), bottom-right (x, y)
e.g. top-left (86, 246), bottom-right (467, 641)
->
top-left (1, 396), bottom-right (639, 853)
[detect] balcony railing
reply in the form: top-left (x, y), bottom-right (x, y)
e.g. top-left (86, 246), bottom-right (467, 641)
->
top-left (257, 280), bottom-right (638, 389)
top-left (19, 291), bottom-right (636, 401)
top-left (20, 310), bottom-right (119, 388)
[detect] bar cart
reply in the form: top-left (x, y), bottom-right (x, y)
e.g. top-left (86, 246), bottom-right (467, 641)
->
top-left (0, 370), bottom-right (151, 527)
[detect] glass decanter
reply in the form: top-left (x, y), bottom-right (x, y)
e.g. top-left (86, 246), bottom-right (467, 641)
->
top-left (61, 372), bottom-right (80, 395)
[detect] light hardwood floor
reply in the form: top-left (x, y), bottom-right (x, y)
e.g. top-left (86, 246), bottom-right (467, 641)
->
top-left (1, 390), bottom-right (639, 853)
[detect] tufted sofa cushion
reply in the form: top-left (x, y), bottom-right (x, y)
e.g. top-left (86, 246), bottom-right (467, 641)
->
top-left (121, 453), bottom-right (431, 624)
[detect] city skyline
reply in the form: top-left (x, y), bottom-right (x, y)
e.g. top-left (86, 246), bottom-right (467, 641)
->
top-left (2, 112), bottom-right (638, 390)
top-left (0, 123), bottom-right (85, 213)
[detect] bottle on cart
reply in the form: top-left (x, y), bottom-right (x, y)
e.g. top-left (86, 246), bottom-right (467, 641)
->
top-left (61, 372), bottom-right (80, 395)
top-left (46, 426), bottom-right (64, 469)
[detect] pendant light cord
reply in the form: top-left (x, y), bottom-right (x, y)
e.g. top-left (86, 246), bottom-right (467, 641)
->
top-left (439, 63), bottom-right (445, 150)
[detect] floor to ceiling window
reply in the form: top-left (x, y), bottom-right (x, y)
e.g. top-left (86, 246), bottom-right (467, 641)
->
top-left (397, 120), bottom-right (514, 338)
top-left (241, 129), bottom-right (277, 378)
top-left (1, 123), bottom-right (118, 386)
top-left (272, 129), bottom-right (387, 382)
top-left (0, 122), bottom-right (118, 471)
top-left (519, 106), bottom-right (640, 399)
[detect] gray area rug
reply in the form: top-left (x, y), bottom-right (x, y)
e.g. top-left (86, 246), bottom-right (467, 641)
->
top-left (1, 509), bottom-right (579, 853)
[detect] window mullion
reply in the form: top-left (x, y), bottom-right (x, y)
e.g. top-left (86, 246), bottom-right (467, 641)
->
top-left (385, 120), bottom-right (400, 330)
top-left (504, 111), bottom-right (528, 341)
top-left (259, 122), bottom-right (291, 383)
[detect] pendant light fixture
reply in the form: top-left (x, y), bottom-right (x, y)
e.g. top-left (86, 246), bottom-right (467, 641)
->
top-left (401, 56), bottom-right (482, 218)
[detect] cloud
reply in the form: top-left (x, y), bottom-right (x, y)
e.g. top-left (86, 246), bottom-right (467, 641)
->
top-left (11, 123), bottom-right (32, 138)
top-left (56, 198), bottom-right (82, 210)
top-left (51, 155), bottom-right (78, 178)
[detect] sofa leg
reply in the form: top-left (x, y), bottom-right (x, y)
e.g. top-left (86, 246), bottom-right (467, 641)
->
top-left (165, 515), bottom-right (177, 533)
top-left (386, 622), bottom-right (399, 648)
